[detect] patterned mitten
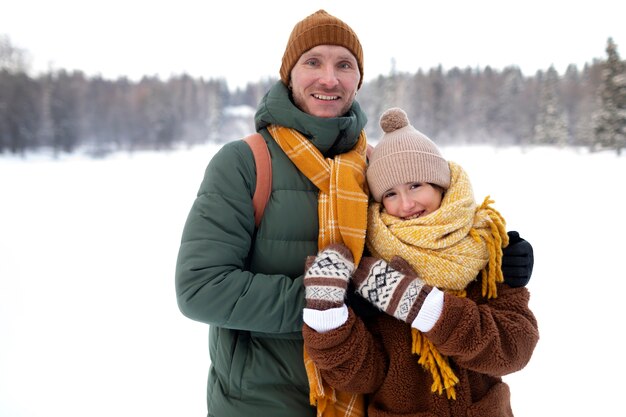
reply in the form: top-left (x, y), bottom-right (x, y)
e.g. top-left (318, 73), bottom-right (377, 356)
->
top-left (352, 256), bottom-right (432, 323)
top-left (304, 244), bottom-right (355, 310)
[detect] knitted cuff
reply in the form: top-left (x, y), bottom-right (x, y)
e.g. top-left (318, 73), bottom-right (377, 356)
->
top-left (411, 287), bottom-right (444, 332)
top-left (303, 305), bottom-right (349, 333)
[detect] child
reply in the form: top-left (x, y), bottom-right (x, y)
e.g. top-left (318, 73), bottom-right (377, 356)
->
top-left (301, 108), bottom-right (539, 417)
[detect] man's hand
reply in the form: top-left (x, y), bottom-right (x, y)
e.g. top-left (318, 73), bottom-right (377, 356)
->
top-left (502, 231), bottom-right (534, 287)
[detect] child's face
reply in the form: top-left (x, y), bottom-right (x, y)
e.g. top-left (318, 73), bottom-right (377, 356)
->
top-left (381, 182), bottom-right (443, 220)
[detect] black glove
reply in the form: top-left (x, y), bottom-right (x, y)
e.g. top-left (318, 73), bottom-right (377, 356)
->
top-left (502, 231), bottom-right (534, 287)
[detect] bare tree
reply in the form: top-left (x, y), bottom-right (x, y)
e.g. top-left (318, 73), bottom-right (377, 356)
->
top-left (0, 34), bottom-right (30, 73)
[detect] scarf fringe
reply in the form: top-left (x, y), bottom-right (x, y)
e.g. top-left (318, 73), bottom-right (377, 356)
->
top-left (470, 196), bottom-right (509, 299)
top-left (305, 347), bottom-right (334, 416)
top-left (411, 328), bottom-right (460, 399)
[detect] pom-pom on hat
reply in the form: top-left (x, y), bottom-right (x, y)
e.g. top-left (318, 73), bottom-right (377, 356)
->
top-left (280, 9), bottom-right (364, 89)
top-left (367, 108), bottom-right (450, 202)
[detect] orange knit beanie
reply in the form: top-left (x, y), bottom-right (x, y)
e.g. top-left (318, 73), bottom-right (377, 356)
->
top-left (280, 9), bottom-right (364, 88)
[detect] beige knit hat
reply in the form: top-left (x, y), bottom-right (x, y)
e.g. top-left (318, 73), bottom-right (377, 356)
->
top-left (280, 9), bottom-right (364, 88)
top-left (367, 108), bottom-right (450, 202)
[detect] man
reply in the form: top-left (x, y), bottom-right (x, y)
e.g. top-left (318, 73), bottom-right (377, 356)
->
top-left (175, 9), bottom-right (534, 417)
top-left (176, 10), bottom-right (368, 417)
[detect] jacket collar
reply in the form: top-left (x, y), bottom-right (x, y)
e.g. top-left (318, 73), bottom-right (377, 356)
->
top-left (255, 81), bottom-right (367, 156)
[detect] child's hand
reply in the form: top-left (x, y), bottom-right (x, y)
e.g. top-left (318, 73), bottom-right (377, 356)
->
top-left (352, 256), bottom-right (433, 324)
top-left (303, 244), bottom-right (355, 310)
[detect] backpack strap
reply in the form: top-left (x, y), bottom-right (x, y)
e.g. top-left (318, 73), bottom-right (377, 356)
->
top-left (243, 133), bottom-right (272, 227)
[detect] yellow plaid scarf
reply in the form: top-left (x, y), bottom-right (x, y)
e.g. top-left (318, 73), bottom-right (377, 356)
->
top-left (366, 161), bottom-right (509, 399)
top-left (268, 124), bottom-right (368, 417)
top-left (268, 124), bottom-right (369, 264)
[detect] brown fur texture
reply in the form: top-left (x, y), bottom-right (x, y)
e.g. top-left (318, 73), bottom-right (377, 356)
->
top-left (303, 280), bottom-right (539, 417)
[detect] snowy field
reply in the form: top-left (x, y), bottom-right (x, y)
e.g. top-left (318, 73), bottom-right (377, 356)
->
top-left (1, 143), bottom-right (625, 416)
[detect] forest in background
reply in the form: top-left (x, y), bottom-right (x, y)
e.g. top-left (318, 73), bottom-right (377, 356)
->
top-left (1, 36), bottom-right (625, 157)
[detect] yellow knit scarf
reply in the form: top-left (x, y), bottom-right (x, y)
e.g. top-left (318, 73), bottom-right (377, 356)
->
top-left (268, 124), bottom-right (368, 417)
top-left (366, 162), bottom-right (509, 399)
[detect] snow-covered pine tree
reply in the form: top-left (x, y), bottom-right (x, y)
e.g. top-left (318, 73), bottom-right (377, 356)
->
top-left (593, 38), bottom-right (626, 155)
top-left (533, 66), bottom-right (569, 147)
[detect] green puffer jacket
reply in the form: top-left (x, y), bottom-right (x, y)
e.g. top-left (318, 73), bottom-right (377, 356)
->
top-left (175, 81), bottom-right (368, 417)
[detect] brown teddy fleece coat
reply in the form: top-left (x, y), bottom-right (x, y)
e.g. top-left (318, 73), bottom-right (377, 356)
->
top-left (303, 281), bottom-right (539, 417)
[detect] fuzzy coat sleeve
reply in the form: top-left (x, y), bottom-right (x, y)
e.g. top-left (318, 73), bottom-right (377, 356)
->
top-left (427, 283), bottom-right (539, 376)
top-left (303, 308), bottom-right (388, 394)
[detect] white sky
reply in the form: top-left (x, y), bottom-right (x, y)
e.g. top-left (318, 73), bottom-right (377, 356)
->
top-left (2, 0), bottom-right (626, 89)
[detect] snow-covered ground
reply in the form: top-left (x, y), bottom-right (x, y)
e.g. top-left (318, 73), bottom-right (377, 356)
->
top-left (1, 144), bottom-right (624, 416)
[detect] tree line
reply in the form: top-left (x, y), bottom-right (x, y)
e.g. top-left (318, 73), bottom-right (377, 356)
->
top-left (1, 35), bottom-right (625, 156)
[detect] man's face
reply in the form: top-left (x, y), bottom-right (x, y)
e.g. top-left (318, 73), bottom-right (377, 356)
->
top-left (289, 45), bottom-right (360, 118)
